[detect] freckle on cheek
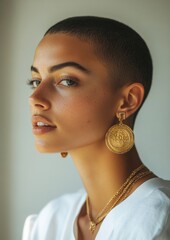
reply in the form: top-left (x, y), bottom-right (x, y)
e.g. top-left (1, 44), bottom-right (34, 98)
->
top-left (86, 120), bottom-right (92, 124)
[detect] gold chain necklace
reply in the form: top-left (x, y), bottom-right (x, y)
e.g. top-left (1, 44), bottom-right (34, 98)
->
top-left (86, 164), bottom-right (151, 233)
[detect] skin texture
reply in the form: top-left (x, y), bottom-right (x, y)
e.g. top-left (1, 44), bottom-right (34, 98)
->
top-left (30, 34), bottom-right (120, 153)
top-left (29, 33), bottom-right (155, 240)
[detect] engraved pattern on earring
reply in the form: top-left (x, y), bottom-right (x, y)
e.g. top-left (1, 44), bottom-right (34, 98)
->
top-left (105, 112), bottom-right (134, 154)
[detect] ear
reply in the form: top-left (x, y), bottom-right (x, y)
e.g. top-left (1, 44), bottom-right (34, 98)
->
top-left (116, 83), bottom-right (145, 119)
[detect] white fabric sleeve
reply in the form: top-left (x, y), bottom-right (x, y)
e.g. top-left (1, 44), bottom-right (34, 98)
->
top-left (22, 215), bottom-right (37, 240)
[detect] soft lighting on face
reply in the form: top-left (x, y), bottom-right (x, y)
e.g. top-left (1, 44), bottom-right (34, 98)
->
top-left (35, 138), bottom-right (46, 146)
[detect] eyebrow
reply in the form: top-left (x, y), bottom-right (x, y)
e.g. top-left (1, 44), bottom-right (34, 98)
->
top-left (31, 61), bottom-right (90, 74)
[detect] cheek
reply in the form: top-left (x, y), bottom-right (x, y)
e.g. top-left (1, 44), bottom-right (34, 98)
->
top-left (55, 92), bottom-right (115, 136)
top-left (34, 90), bottom-right (117, 152)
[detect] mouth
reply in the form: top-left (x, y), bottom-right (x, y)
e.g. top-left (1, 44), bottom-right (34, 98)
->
top-left (32, 115), bottom-right (56, 135)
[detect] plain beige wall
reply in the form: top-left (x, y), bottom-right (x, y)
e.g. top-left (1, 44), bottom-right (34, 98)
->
top-left (0, 0), bottom-right (170, 239)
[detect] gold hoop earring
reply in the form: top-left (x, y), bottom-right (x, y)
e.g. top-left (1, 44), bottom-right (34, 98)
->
top-left (60, 152), bottom-right (68, 158)
top-left (105, 112), bottom-right (134, 154)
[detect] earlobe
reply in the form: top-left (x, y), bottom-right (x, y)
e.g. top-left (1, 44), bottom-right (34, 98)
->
top-left (117, 83), bottom-right (145, 118)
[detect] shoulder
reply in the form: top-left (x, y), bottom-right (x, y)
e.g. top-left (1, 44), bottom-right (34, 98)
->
top-left (22, 189), bottom-right (86, 240)
top-left (22, 215), bottom-right (37, 240)
top-left (38, 188), bottom-right (86, 219)
top-left (140, 178), bottom-right (170, 208)
top-left (105, 178), bottom-right (170, 240)
top-left (124, 178), bottom-right (170, 239)
top-left (133, 178), bottom-right (170, 222)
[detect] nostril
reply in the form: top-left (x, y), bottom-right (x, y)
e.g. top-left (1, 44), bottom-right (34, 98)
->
top-left (29, 97), bottom-right (51, 110)
top-left (35, 103), bottom-right (46, 108)
top-left (29, 90), bottom-right (51, 110)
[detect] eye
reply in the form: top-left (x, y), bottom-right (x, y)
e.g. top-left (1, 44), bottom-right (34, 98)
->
top-left (27, 79), bottom-right (41, 89)
top-left (59, 78), bottom-right (78, 87)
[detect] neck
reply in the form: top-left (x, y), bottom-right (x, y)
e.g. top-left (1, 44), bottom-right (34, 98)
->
top-left (69, 141), bottom-right (142, 216)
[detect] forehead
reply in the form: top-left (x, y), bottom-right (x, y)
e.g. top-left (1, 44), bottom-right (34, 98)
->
top-left (35, 34), bottom-right (96, 65)
top-left (33, 33), bottom-right (109, 75)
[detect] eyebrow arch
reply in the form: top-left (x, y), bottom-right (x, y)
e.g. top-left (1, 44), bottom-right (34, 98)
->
top-left (31, 61), bottom-right (90, 74)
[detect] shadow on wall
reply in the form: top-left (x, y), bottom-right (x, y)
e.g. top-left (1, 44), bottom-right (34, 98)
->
top-left (0, 1), bottom-right (15, 240)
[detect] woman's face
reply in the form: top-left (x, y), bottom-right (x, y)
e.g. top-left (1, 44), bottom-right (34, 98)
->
top-left (29, 33), bottom-right (121, 153)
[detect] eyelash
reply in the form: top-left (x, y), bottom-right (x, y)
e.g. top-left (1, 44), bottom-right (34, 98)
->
top-left (27, 79), bottom-right (41, 89)
top-left (58, 78), bottom-right (78, 87)
top-left (27, 77), bottom-right (78, 89)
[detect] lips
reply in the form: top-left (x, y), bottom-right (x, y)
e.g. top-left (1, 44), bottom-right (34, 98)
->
top-left (32, 115), bottom-right (56, 135)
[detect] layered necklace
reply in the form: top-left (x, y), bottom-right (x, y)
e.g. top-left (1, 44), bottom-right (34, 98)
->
top-left (86, 164), bottom-right (152, 233)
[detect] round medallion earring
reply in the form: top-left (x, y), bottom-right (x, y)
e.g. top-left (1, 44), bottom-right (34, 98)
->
top-left (60, 152), bottom-right (68, 158)
top-left (105, 112), bottom-right (134, 154)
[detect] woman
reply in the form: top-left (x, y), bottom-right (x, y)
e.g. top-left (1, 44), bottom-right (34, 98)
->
top-left (22, 16), bottom-right (170, 240)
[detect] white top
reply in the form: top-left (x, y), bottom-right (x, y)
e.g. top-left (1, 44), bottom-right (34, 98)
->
top-left (22, 178), bottom-right (170, 240)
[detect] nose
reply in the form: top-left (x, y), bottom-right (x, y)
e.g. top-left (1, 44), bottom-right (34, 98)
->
top-left (29, 86), bottom-right (51, 111)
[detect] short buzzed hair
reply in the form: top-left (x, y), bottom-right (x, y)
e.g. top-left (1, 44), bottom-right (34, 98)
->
top-left (45, 16), bottom-right (153, 122)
